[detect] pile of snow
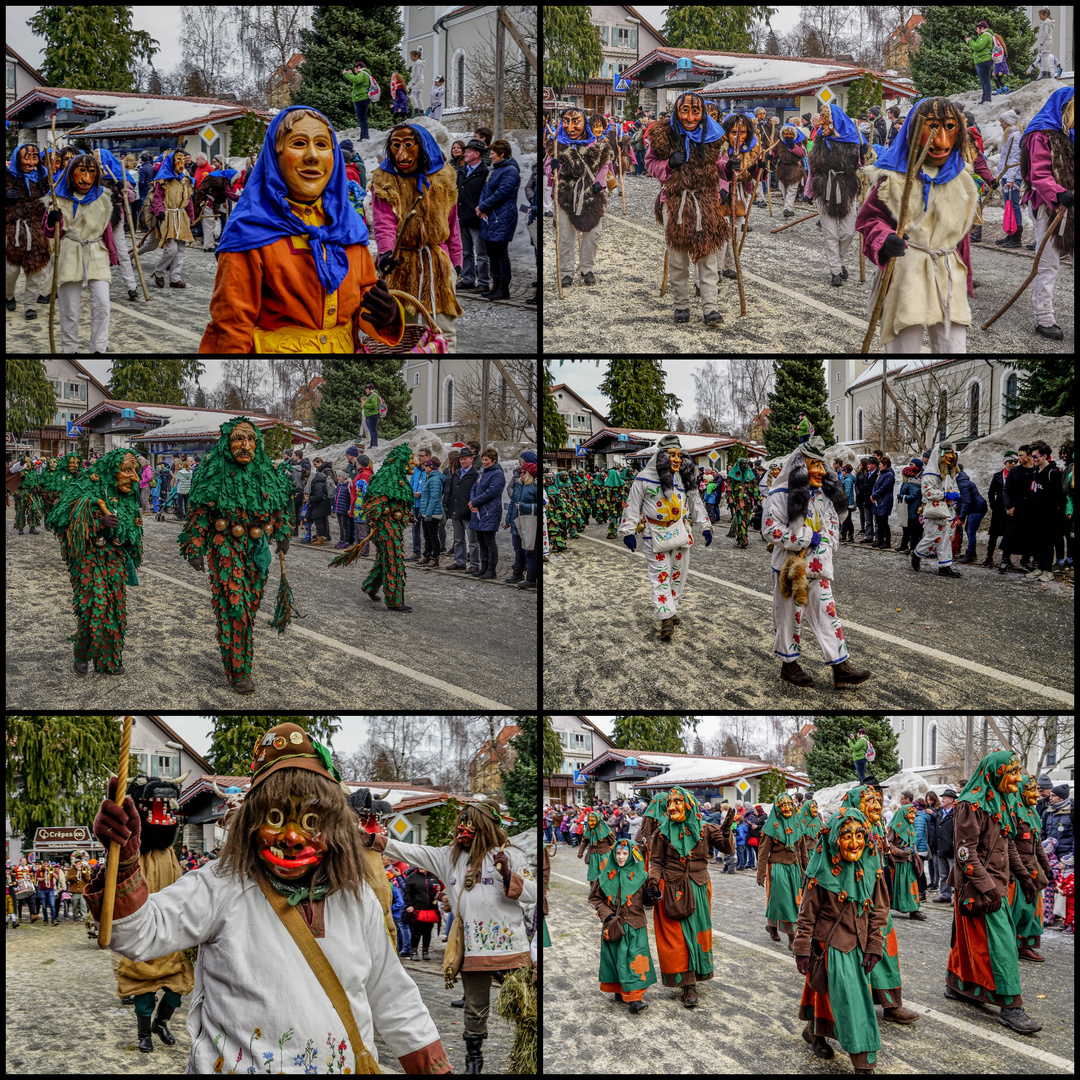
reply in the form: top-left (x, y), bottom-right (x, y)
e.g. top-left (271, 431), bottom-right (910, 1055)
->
top-left (824, 411), bottom-right (1073, 532)
top-left (813, 768), bottom-right (957, 824)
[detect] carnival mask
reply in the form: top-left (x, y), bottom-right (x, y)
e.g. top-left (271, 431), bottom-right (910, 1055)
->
top-left (68, 457), bottom-right (81, 474)
top-left (1063, 97), bottom-right (1074, 134)
top-left (777, 797), bottom-right (794, 818)
top-left (807, 459), bottom-right (827, 488)
top-left (70, 162), bottom-right (96, 194)
top-left (614, 846), bottom-right (629, 866)
top-left (390, 128), bottom-right (421, 173)
top-left (590, 118), bottom-right (605, 137)
top-left (48, 459), bottom-right (57, 471)
top-left (280, 114), bottom-right (335, 201)
top-left (918, 105), bottom-right (959, 165)
top-left (228, 422), bottom-right (258, 466)
top-left (728, 122), bottom-right (747, 149)
top-left (808, 800), bottom-right (819, 818)
top-left (706, 102), bottom-right (721, 121)
top-left (942, 450), bottom-right (957, 469)
top-left (19, 145), bottom-right (40, 172)
top-left (667, 791), bottom-right (687, 822)
top-left (115, 453), bottom-right (140, 494)
top-left (257, 796), bottom-right (327, 879)
top-left (456, 809), bottom-right (475, 847)
top-left (667, 448), bottom-right (682, 471)
top-left (1022, 778), bottom-right (1039, 806)
top-left (905, 805), bottom-right (917, 824)
top-left (837, 820), bottom-right (867, 862)
top-left (859, 788), bottom-right (883, 824)
top-left (562, 111), bottom-right (586, 140)
top-left (587, 812), bottom-right (598, 830)
top-left (997, 755), bottom-right (1022, 795)
top-left (678, 97), bottom-right (703, 132)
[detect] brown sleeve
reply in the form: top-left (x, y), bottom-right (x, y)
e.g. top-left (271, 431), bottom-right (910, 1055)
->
top-left (866, 873), bottom-right (890, 956)
top-left (798, 836), bottom-right (809, 871)
top-left (398, 1039), bottom-right (451, 1074)
top-left (793, 882), bottom-right (824, 957)
top-left (886, 828), bottom-right (911, 861)
top-left (705, 821), bottom-right (734, 854)
top-left (577, 840), bottom-right (588, 860)
top-left (647, 829), bottom-right (664, 885)
top-left (757, 835), bottom-right (773, 886)
top-left (587, 878), bottom-right (614, 922)
top-left (1006, 834), bottom-right (1031, 889)
top-left (369, 833), bottom-right (389, 854)
top-left (952, 803), bottom-right (997, 896)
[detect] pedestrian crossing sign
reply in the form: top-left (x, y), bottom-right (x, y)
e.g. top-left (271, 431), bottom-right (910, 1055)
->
top-left (614, 73), bottom-right (631, 92)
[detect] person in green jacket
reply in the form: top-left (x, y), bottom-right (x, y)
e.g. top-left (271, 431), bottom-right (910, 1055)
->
top-left (964, 19), bottom-right (995, 103)
top-left (848, 727), bottom-right (869, 783)
top-left (361, 380), bottom-right (381, 447)
top-left (341, 59), bottom-right (373, 141)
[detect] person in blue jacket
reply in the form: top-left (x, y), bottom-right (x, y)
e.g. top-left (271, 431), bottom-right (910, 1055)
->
top-left (895, 463), bottom-right (923, 555)
top-left (469, 447), bottom-right (506, 579)
top-left (417, 455), bottom-right (445, 567)
top-left (955, 462), bottom-right (988, 563)
top-left (870, 455), bottom-right (896, 549)
top-left (477, 138), bottom-right (520, 301)
top-left (504, 450), bottom-right (538, 588)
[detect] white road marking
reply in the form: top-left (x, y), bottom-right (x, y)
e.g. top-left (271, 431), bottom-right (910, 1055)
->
top-left (573, 535), bottom-right (1074, 706)
top-left (550, 866), bottom-right (1073, 1068)
top-left (116, 301), bottom-right (205, 342)
top-left (140, 567), bottom-right (513, 707)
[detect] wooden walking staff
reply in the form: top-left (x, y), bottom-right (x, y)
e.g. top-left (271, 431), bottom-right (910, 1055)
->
top-left (981, 202), bottom-right (1069, 330)
top-left (43, 112), bottom-right (63, 355)
top-left (552, 158), bottom-right (563, 300)
top-left (861, 114), bottom-right (933, 355)
top-left (769, 210), bottom-right (818, 233)
top-left (98, 715), bottom-right (133, 950)
top-left (618, 131), bottom-right (626, 216)
top-left (728, 198), bottom-right (747, 317)
top-left (96, 149), bottom-right (150, 301)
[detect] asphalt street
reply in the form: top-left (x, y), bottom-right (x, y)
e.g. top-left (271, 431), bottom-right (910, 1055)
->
top-left (544, 845), bottom-right (1075, 1075)
top-left (542, 171), bottom-right (1073, 355)
top-left (6, 508), bottom-right (536, 709)
top-left (542, 519), bottom-right (1074, 711)
top-left (5, 235), bottom-right (537, 355)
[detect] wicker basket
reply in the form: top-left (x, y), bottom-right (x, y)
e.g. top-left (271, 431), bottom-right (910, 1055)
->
top-left (357, 289), bottom-right (447, 354)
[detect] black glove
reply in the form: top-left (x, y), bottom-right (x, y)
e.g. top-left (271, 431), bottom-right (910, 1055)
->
top-left (1057, 190), bottom-right (1074, 210)
top-left (377, 251), bottom-right (399, 274)
top-left (669, 149), bottom-right (686, 169)
top-left (47, 209), bottom-right (63, 227)
top-left (359, 279), bottom-right (399, 331)
top-left (549, 157), bottom-right (560, 172)
top-left (589, 181), bottom-right (603, 195)
top-left (990, 178), bottom-right (1000, 190)
top-left (720, 188), bottom-right (731, 206)
top-left (156, 212), bottom-right (165, 224)
top-left (276, 539), bottom-right (289, 556)
top-left (880, 232), bottom-right (907, 260)
top-left (862, 952), bottom-right (881, 975)
top-left (642, 881), bottom-right (662, 906)
top-left (188, 555), bottom-right (205, 573)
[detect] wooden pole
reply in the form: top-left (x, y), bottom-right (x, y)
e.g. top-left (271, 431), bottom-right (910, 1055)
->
top-left (551, 148), bottom-right (563, 300)
top-left (729, 209), bottom-right (746, 317)
top-left (618, 132), bottom-right (626, 216)
top-left (769, 210), bottom-right (818, 233)
top-left (660, 247), bottom-right (669, 297)
top-left (44, 113), bottom-right (63, 355)
top-left (861, 115), bottom-right (933, 355)
top-left (981, 203), bottom-right (1068, 330)
top-left (96, 150), bottom-right (150, 301)
top-left (98, 715), bottom-right (133, 950)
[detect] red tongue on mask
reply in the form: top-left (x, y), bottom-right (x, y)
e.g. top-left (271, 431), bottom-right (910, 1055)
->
top-left (263, 846), bottom-right (319, 867)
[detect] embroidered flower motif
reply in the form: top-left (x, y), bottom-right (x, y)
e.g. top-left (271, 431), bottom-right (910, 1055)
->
top-left (657, 594), bottom-right (667, 603)
top-left (809, 557), bottom-right (823, 573)
top-left (655, 553), bottom-right (665, 562)
top-left (825, 602), bottom-right (836, 617)
top-left (672, 570), bottom-right (680, 581)
top-left (773, 528), bottom-right (783, 539)
top-left (657, 570), bottom-right (669, 583)
top-left (675, 552), bottom-right (682, 560)
top-left (765, 518), bottom-right (774, 527)
top-left (834, 627), bottom-right (844, 640)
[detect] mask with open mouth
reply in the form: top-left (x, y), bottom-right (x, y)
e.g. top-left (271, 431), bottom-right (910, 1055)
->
top-left (127, 772), bottom-right (190, 853)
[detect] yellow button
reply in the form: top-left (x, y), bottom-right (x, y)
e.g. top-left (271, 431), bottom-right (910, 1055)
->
top-left (319, 334), bottom-right (327, 344)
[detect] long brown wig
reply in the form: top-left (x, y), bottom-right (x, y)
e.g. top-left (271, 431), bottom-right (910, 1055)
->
top-left (451, 800), bottom-right (510, 878)
top-left (217, 768), bottom-right (375, 902)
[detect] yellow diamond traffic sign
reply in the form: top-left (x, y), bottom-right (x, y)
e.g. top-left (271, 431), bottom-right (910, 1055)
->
top-left (817, 86), bottom-right (834, 106)
top-left (201, 124), bottom-right (219, 145)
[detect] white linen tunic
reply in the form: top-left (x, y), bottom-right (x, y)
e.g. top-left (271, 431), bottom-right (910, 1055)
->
top-left (96, 862), bottom-right (443, 1074)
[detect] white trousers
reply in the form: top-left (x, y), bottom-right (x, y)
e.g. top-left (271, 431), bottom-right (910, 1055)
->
top-left (915, 515), bottom-right (954, 566)
top-left (642, 536), bottom-right (690, 621)
top-left (58, 279), bottom-right (110, 354)
top-left (1032, 203), bottom-right (1063, 327)
top-left (771, 573), bottom-right (849, 664)
top-left (885, 321), bottom-right (967, 353)
top-left (814, 197), bottom-right (857, 275)
top-left (6, 257), bottom-right (52, 310)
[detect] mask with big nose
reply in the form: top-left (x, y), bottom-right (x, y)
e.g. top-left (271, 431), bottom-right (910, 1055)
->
top-left (562, 111), bottom-right (586, 140)
top-left (257, 799), bottom-right (327, 879)
top-left (677, 96), bottom-right (703, 132)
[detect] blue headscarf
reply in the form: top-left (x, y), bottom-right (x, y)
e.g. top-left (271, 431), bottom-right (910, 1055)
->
top-left (1023, 86), bottom-right (1074, 144)
top-left (556, 113), bottom-right (595, 147)
top-left (96, 148), bottom-right (128, 184)
top-left (7, 143), bottom-right (48, 196)
top-left (52, 155), bottom-right (105, 219)
top-left (378, 123), bottom-right (446, 193)
top-left (672, 92), bottom-right (724, 160)
top-left (817, 102), bottom-right (859, 149)
top-left (216, 106), bottom-right (369, 295)
top-left (871, 100), bottom-right (967, 211)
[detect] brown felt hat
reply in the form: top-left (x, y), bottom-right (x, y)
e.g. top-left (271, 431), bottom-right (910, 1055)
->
top-left (248, 722), bottom-right (344, 792)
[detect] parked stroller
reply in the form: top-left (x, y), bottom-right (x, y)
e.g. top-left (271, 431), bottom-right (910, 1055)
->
top-left (155, 483), bottom-right (181, 522)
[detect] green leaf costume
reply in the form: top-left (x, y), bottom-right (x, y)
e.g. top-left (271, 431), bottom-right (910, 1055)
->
top-left (13, 458), bottom-right (45, 529)
top-left (329, 444), bottom-right (415, 608)
top-left (177, 417), bottom-right (294, 684)
top-left (37, 453), bottom-right (85, 531)
top-left (46, 448), bottom-right (144, 674)
top-left (726, 458), bottom-right (756, 546)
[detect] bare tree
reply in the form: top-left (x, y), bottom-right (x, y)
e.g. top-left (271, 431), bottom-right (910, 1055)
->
top-left (796, 5), bottom-right (858, 59)
top-left (181, 6), bottom-right (240, 98)
top-left (692, 364), bottom-right (727, 434)
top-left (925, 715), bottom-right (1072, 786)
top-left (220, 359), bottom-right (270, 412)
top-left (450, 359), bottom-right (537, 442)
top-left (726, 358), bottom-right (774, 439)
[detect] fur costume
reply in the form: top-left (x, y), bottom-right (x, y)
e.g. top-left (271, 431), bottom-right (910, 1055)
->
top-left (1021, 127), bottom-right (1074, 256)
top-left (808, 138), bottom-right (861, 220)
top-left (177, 416), bottom-right (294, 685)
top-left (346, 787), bottom-right (397, 949)
top-left (774, 133), bottom-right (806, 190)
top-left (370, 162), bottom-right (464, 318)
top-left (648, 121), bottom-right (731, 259)
top-left (779, 547), bottom-right (810, 605)
top-left (6, 166), bottom-right (52, 274)
top-left (547, 138), bottom-right (611, 233)
top-left (860, 162), bottom-right (977, 342)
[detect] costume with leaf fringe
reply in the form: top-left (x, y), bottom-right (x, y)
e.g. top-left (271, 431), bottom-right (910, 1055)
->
top-left (46, 447), bottom-right (144, 673)
top-left (37, 453), bottom-right (85, 531)
top-left (177, 416), bottom-right (294, 683)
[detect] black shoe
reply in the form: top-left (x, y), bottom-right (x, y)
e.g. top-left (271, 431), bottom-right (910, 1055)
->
top-left (386, 604), bottom-right (413, 612)
top-left (128, 288), bottom-right (139, 300)
top-left (830, 273), bottom-right (843, 286)
top-left (582, 271), bottom-right (595, 286)
top-left (151, 1000), bottom-right (178, 1045)
top-left (1034, 324), bottom-right (1064, 340)
top-left (137, 1013), bottom-right (154, 1053)
top-left (938, 566), bottom-right (962, 577)
top-left (957, 552), bottom-right (976, 564)
top-left (25, 308), bottom-right (37, 319)
top-left (561, 275), bottom-right (572, 287)
top-left (998, 560), bottom-right (1012, 574)
top-left (74, 659), bottom-right (89, 676)
top-left (996, 232), bottom-right (1022, 248)
top-left (450, 997), bottom-right (465, 1008)
top-left (674, 309), bottom-right (690, 323)
top-left (6, 297), bottom-right (15, 311)
top-left (840, 265), bottom-right (848, 280)
top-left (464, 1033), bottom-right (485, 1074)
top-left (703, 310), bottom-right (723, 327)
top-left (932, 895), bottom-right (952, 903)
top-left (911, 551), bottom-right (921, 571)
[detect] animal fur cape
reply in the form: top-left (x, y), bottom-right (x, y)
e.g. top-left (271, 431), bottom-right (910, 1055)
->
top-left (808, 138), bottom-right (861, 219)
top-left (549, 139), bottom-right (610, 233)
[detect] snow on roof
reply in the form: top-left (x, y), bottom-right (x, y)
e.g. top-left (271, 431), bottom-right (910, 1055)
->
top-left (637, 754), bottom-right (767, 786)
top-left (849, 359), bottom-right (950, 391)
top-left (72, 93), bottom-right (242, 134)
top-left (696, 54), bottom-right (854, 92)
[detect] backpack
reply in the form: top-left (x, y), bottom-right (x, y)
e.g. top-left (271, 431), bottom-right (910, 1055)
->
top-left (378, 395), bottom-right (388, 417)
top-left (367, 73), bottom-right (381, 103)
top-left (865, 738), bottom-right (876, 763)
top-left (992, 36), bottom-right (1005, 64)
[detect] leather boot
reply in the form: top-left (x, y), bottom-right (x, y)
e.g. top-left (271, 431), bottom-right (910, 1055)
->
top-left (780, 660), bottom-right (814, 687)
top-left (464, 1033), bottom-right (485, 1073)
top-left (833, 659), bottom-right (871, 688)
top-left (422, 947), bottom-right (430, 960)
top-left (882, 1005), bottom-right (920, 1023)
top-left (681, 984), bottom-right (699, 1007)
top-left (138, 1013), bottom-right (154, 1053)
top-left (659, 617), bottom-right (675, 639)
top-left (151, 999), bottom-right (178, 1044)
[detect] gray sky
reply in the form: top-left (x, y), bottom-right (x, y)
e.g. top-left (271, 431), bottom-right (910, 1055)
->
top-left (632, 6), bottom-right (804, 45)
top-left (585, 714), bottom-right (783, 751)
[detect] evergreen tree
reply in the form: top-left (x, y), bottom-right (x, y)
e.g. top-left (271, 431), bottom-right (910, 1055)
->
top-left (1003, 359), bottom-right (1074, 418)
top-left (293, 7), bottom-right (405, 133)
top-left (758, 767), bottom-right (786, 803)
top-left (108, 359), bottom-right (205, 407)
top-left (543, 364), bottom-right (570, 455)
top-left (599, 359), bottom-right (681, 429)
top-left (662, 6), bottom-right (766, 51)
top-left (612, 714), bottom-right (697, 753)
top-left (425, 796), bottom-right (461, 846)
top-left (207, 716), bottom-right (341, 774)
top-left (312, 359), bottom-right (411, 444)
top-left (5, 360), bottom-right (57, 441)
top-left (910, 7), bottom-right (1036, 98)
top-left (544, 7), bottom-right (605, 95)
top-left (502, 715), bottom-right (539, 833)
top-left (541, 715), bottom-right (564, 780)
top-left (764, 359), bottom-right (835, 457)
top-left (28, 7), bottom-right (158, 92)
top-left (805, 715), bottom-right (900, 789)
